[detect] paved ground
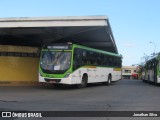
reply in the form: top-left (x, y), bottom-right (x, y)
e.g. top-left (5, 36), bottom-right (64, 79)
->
top-left (0, 79), bottom-right (160, 120)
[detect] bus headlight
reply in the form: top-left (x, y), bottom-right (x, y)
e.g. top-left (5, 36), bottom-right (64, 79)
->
top-left (65, 73), bottom-right (70, 78)
top-left (39, 72), bottom-right (43, 76)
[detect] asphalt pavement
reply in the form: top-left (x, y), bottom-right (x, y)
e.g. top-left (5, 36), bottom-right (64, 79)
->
top-left (0, 79), bottom-right (160, 120)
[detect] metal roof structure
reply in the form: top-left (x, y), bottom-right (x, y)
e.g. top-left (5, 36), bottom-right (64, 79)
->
top-left (0, 16), bottom-right (118, 53)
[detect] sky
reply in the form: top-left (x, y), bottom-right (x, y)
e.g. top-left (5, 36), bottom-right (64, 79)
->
top-left (0, 0), bottom-right (160, 66)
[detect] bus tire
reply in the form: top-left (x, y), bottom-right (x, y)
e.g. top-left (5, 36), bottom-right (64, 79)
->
top-left (106, 74), bottom-right (112, 86)
top-left (77, 74), bottom-right (88, 88)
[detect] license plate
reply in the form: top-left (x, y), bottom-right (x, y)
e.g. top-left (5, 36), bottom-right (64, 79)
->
top-left (49, 81), bottom-right (56, 83)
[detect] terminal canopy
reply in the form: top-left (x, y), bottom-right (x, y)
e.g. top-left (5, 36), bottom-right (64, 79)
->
top-left (0, 16), bottom-right (118, 53)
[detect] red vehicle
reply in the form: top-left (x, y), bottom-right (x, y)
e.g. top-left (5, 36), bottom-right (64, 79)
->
top-left (132, 73), bottom-right (138, 79)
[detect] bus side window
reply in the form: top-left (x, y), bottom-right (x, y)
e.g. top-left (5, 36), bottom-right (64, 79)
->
top-left (114, 57), bottom-right (117, 67)
top-left (91, 52), bottom-right (94, 65)
top-left (101, 54), bottom-right (104, 66)
top-left (104, 55), bottom-right (109, 66)
top-left (108, 56), bottom-right (112, 66)
top-left (86, 51), bottom-right (91, 64)
top-left (116, 57), bottom-right (119, 67)
top-left (148, 63), bottom-right (150, 70)
top-left (116, 57), bottom-right (121, 67)
top-left (87, 51), bottom-right (91, 64)
top-left (119, 58), bottom-right (122, 67)
top-left (146, 63), bottom-right (148, 70)
top-left (93, 52), bottom-right (97, 65)
top-left (73, 49), bottom-right (82, 70)
top-left (82, 50), bottom-right (87, 64)
top-left (149, 61), bottom-right (151, 69)
top-left (112, 57), bottom-right (116, 67)
top-left (97, 53), bottom-right (101, 65)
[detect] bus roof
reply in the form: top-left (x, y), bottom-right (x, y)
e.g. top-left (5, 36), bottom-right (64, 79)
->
top-left (142, 53), bottom-right (159, 66)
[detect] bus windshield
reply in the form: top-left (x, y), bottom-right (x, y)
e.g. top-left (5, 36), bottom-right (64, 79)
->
top-left (40, 51), bottom-right (71, 73)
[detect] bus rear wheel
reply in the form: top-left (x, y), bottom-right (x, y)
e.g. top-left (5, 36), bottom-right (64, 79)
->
top-left (106, 75), bottom-right (111, 85)
top-left (77, 74), bottom-right (88, 88)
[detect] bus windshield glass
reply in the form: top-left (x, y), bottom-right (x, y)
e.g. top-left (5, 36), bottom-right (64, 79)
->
top-left (40, 51), bottom-right (71, 73)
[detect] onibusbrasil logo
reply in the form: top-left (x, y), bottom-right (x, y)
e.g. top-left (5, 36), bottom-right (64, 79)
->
top-left (1, 112), bottom-right (42, 118)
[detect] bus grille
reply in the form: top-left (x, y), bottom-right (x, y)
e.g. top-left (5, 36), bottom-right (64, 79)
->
top-left (44, 78), bottom-right (61, 83)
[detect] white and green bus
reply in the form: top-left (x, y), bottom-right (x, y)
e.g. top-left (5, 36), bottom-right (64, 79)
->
top-left (141, 53), bottom-right (160, 85)
top-left (39, 43), bottom-right (122, 88)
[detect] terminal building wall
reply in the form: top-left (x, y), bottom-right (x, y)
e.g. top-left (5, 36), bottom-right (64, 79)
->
top-left (0, 45), bottom-right (40, 85)
top-left (122, 66), bottom-right (138, 80)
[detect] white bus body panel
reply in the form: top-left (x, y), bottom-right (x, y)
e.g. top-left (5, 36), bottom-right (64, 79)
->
top-left (157, 76), bottom-right (160, 83)
top-left (39, 67), bottom-right (121, 85)
top-left (148, 69), bottom-right (154, 82)
top-left (141, 72), bottom-right (145, 80)
top-left (71, 67), bottom-right (121, 84)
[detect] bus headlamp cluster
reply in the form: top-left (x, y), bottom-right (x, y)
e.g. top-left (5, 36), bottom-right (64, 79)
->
top-left (65, 73), bottom-right (70, 78)
top-left (39, 72), bottom-right (43, 77)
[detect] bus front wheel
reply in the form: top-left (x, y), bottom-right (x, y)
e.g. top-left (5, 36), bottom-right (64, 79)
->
top-left (77, 74), bottom-right (88, 88)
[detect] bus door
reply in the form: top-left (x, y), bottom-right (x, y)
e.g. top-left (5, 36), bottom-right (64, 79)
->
top-left (157, 59), bottom-right (160, 83)
top-left (148, 61), bottom-right (152, 82)
top-left (153, 59), bottom-right (157, 83)
top-left (149, 60), bottom-right (155, 82)
top-left (86, 66), bottom-right (97, 82)
top-left (84, 51), bottom-right (97, 82)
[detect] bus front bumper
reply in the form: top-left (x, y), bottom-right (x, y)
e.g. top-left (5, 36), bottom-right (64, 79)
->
top-left (39, 74), bottom-right (73, 85)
